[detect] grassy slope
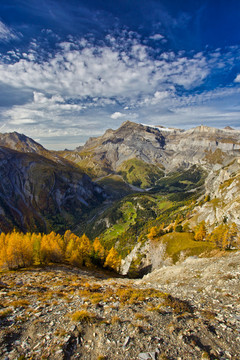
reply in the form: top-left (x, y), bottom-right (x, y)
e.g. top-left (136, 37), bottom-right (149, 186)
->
top-left (84, 187), bottom-right (202, 259)
top-left (154, 165), bottom-right (206, 193)
top-left (159, 232), bottom-right (215, 264)
top-left (96, 174), bottom-right (134, 199)
top-left (117, 158), bottom-right (164, 188)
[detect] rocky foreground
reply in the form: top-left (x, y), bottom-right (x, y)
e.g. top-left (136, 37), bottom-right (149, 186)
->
top-left (0, 251), bottom-right (239, 360)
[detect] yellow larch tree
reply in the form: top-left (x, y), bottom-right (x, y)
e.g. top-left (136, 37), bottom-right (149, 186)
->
top-left (92, 237), bottom-right (105, 265)
top-left (104, 247), bottom-right (121, 272)
top-left (147, 226), bottom-right (158, 240)
top-left (194, 221), bottom-right (207, 241)
top-left (40, 231), bottom-right (64, 264)
top-left (66, 233), bottom-right (92, 268)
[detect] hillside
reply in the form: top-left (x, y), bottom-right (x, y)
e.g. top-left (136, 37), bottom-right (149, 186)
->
top-left (0, 146), bottom-right (106, 233)
top-left (0, 132), bottom-right (66, 164)
top-left (0, 251), bottom-right (239, 359)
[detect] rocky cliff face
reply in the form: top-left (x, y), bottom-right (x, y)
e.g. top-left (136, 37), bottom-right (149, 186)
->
top-left (62, 121), bottom-right (240, 176)
top-left (0, 147), bottom-right (106, 233)
top-left (188, 158), bottom-right (240, 227)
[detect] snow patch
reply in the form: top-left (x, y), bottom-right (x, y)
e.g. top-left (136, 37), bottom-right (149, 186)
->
top-left (141, 123), bottom-right (175, 132)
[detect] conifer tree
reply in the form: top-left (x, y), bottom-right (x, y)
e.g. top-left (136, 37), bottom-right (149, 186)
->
top-left (92, 237), bottom-right (105, 265)
top-left (104, 247), bottom-right (121, 272)
top-left (40, 231), bottom-right (64, 264)
top-left (194, 221), bottom-right (207, 241)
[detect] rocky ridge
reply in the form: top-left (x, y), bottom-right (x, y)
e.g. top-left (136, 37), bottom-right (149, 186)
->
top-left (189, 158), bottom-right (240, 228)
top-left (64, 121), bottom-right (240, 174)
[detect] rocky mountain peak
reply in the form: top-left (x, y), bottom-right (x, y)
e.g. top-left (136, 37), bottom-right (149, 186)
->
top-left (0, 131), bottom-right (46, 153)
top-left (187, 125), bottom-right (218, 134)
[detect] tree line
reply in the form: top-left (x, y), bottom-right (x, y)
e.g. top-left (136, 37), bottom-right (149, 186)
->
top-left (0, 230), bottom-right (121, 271)
top-left (148, 221), bottom-right (239, 250)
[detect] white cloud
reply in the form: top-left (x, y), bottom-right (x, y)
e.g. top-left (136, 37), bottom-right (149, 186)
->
top-left (234, 74), bottom-right (240, 82)
top-left (149, 34), bottom-right (164, 41)
top-left (4, 92), bottom-right (83, 127)
top-left (110, 112), bottom-right (125, 119)
top-left (0, 33), bottom-right (213, 143)
top-left (0, 34), bottom-right (210, 101)
top-left (0, 21), bottom-right (18, 41)
top-left (154, 90), bottom-right (171, 100)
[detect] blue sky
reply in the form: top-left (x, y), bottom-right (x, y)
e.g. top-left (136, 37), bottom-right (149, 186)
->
top-left (0, 0), bottom-right (240, 149)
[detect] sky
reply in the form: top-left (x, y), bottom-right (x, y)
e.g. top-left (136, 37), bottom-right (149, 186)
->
top-left (0, 0), bottom-right (240, 149)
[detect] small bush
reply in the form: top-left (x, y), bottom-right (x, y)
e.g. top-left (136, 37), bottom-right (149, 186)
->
top-left (163, 295), bottom-right (193, 314)
top-left (111, 315), bottom-right (121, 324)
top-left (71, 310), bottom-right (95, 323)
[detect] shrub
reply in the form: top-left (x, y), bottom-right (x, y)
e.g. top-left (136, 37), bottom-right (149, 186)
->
top-left (71, 310), bottom-right (95, 323)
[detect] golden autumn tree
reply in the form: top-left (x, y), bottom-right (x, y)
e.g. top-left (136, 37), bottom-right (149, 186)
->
top-left (92, 237), bottom-right (105, 265)
top-left (66, 233), bottom-right (92, 268)
top-left (207, 224), bottom-right (228, 249)
top-left (40, 231), bottom-right (64, 264)
top-left (222, 223), bottom-right (238, 249)
top-left (63, 230), bottom-right (79, 251)
top-left (104, 247), bottom-right (121, 272)
top-left (30, 232), bottom-right (42, 264)
top-left (194, 221), bottom-right (207, 241)
top-left (77, 234), bottom-right (92, 267)
top-left (0, 231), bottom-right (34, 269)
top-left (147, 226), bottom-right (158, 240)
top-left (0, 232), bottom-right (7, 268)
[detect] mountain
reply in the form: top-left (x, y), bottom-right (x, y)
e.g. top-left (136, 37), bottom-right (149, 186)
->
top-left (0, 125), bottom-right (239, 360)
top-left (0, 146), bottom-right (106, 233)
top-left (0, 122), bottom-right (240, 274)
top-left (56, 121), bottom-right (240, 276)
top-left (0, 131), bottom-right (71, 165)
top-left (60, 121), bottom-right (240, 179)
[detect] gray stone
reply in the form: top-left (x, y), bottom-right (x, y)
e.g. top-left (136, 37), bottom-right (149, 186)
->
top-left (123, 336), bottom-right (131, 347)
top-left (138, 352), bottom-right (157, 360)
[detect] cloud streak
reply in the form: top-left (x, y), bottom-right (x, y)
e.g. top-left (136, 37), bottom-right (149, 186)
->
top-left (0, 21), bottom-right (19, 41)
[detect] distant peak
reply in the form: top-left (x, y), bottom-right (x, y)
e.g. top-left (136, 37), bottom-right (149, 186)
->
top-left (189, 125), bottom-right (218, 133)
top-left (119, 120), bottom-right (139, 128)
top-left (224, 126), bottom-right (234, 130)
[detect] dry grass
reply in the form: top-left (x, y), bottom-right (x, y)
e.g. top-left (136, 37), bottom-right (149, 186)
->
top-left (111, 315), bottom-right (121, 324)
top-left (9, 299), bottom-right (30, 308)
top-left (163, 295), bottom-right (193, 314)
top-left (71, 310), bottom-right (96, 323)
top-left (0, 308), bottom-right (13, 319)
top-left (134, 312), bottom-right (148, 320)
top-left (115, 286), bottom-right (166, 305)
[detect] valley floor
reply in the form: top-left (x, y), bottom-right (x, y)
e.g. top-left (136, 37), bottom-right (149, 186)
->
top-left (0, 252), bottom-right (239, 360)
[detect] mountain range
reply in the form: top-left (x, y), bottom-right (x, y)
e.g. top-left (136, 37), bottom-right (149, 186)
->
top-left (0, 121), bottom-right (240, 274)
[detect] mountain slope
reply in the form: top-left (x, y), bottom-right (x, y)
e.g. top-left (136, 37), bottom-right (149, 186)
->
top-left (0, 131), bottom-right (70, 165)
top-left (0, 146), bottom-right (106, 233)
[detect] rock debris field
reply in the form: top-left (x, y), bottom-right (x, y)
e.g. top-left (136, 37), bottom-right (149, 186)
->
top-left (0, 251), bottom-right (239, 360)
